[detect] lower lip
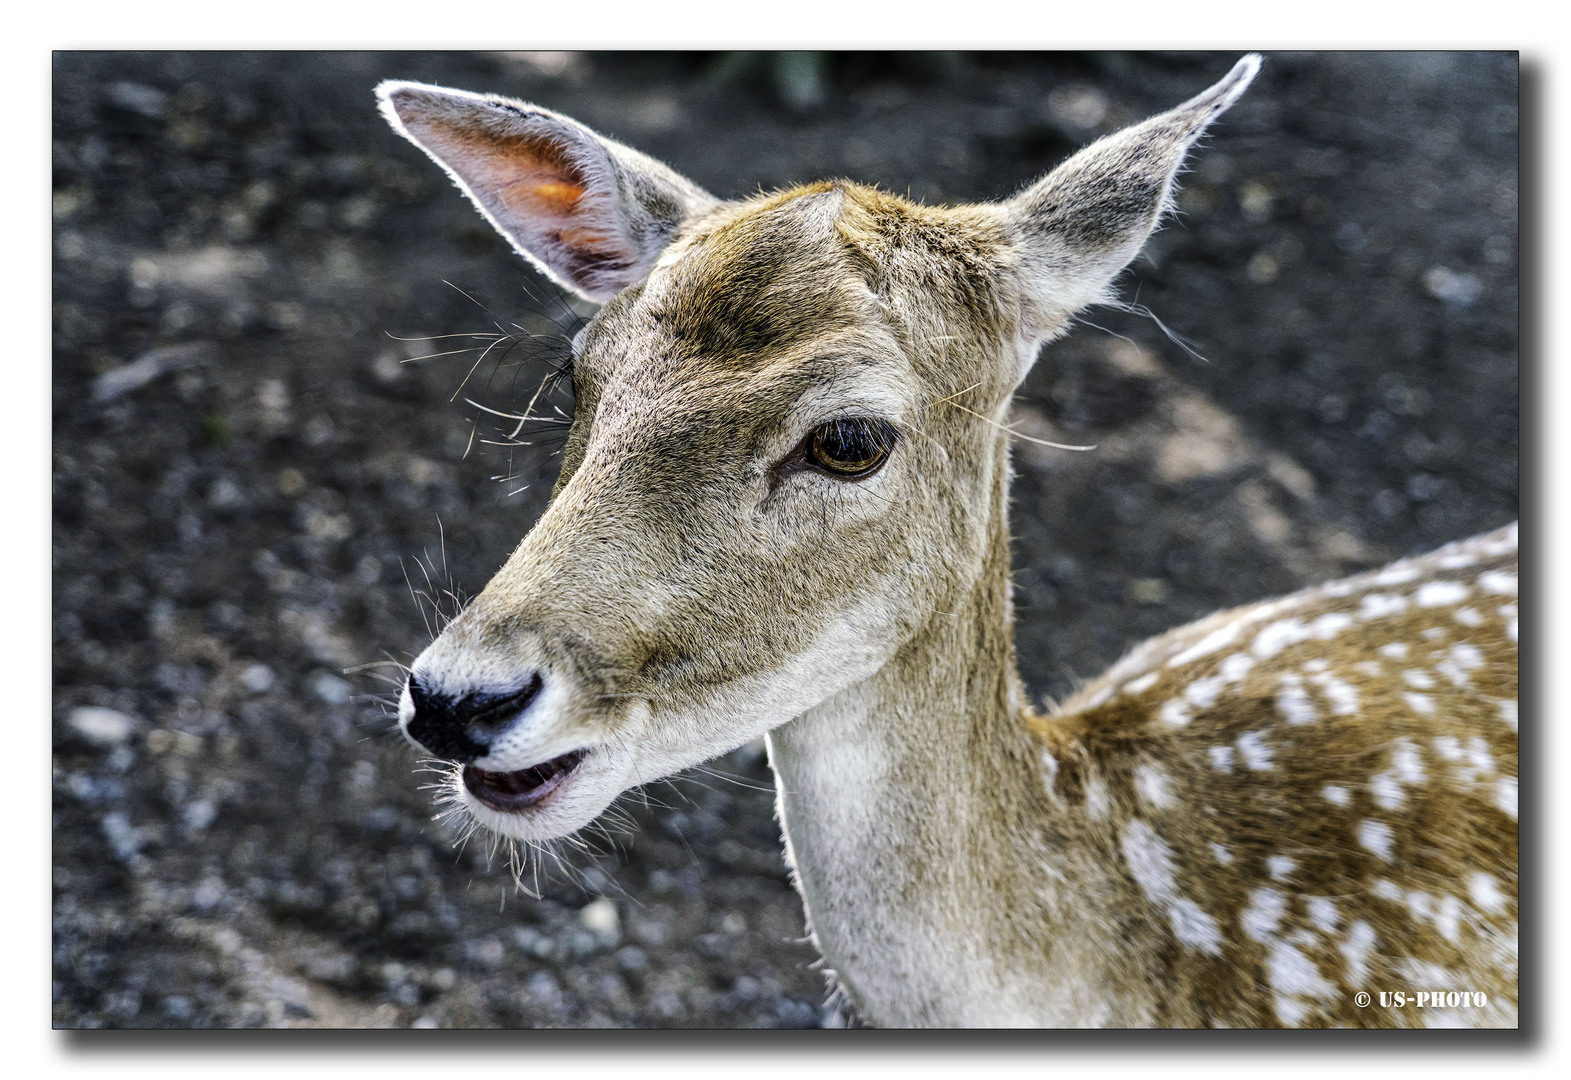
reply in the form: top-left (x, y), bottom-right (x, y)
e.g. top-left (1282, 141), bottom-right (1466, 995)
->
top-left (462, 749), bottom-right (587, 813)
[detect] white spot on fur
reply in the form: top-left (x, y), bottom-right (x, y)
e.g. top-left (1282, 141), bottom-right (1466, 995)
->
top-left (1478, 571), bottom-right (1517, 596)
top-left (1159, 698), bottom-right (1193, 728)
top-left (1360, 593), bottom-right (1410, 621)
top-left (1378, 641), bottom-right (1410, 660)
top-left (1403, 668), bottom-right (1436, 690)
top-left (1406, 889), bottom-right (1435, 923)
top-left (1358, 819), bottom-right (1395, 861)
top-left (1495, 776), bottom-right (1517, 819)
top-left (1356, 660), bottom-right (1383, 678)
top-left (1311, 670), bottom-right (1360, 716)
top-left (1084, 773), bottom-right (1110, 820)
top-left (1466, 736), bottom-right (1495, 777)
top-left (1392, 739), bottom-right (1426, 785)
top-left (1219, 652), bottom-right (1255, 684)
top-left (1374, 564), bottom-right (1422, 586)
top-left (1306, 896), bottom-right (1339, 933)
top-left (1286, 927), bottom-right (1317, 950)
top-left (1268, 941), bottom-right (1335, 1003)
top-left (1182, 674), bottom-right (1226, 711)
top-left (1241, 887), bottom-right (1286, 943)
top-left (1321, 784), bottom-right (1350, 806)
top-left (1303, 658), bottom-right (1329, 674)
top-left (1253, 618), bottom-right (1310, 659)
top-left (1422, 626), bottom-right (1447, 640)
top-left (1340, 920), bottom-right (1376, 984)
top-left (1266, 855), bottom-right (1296, 882)
top-left (1467, 872), bottom-right (1508, 915)
top-left (1120, 820), bottom-right (1176, 904)
top-left (1210, 842), bottom-right (1234, 865)
top-left (1309, 612), bottom-right (1354, 640)
top-left (1134, 763), bottom-right (1176, 811)
top-left (1454, 606), bottom-right (1483, 627)
top-left (1404, 692), bottom-right (1435, 717)
top-left (1436, 642), bottom-right (1484, 688)
top-left (1167, 898), bottom-right (1224, 957)
top-left (1039, 750), bottom-right (1060, 801)
top-left (1276, 674), bottom-right (1317, 725)
top-left (1508, 617), bottom-right (1518, 642)
top-left (1370, 773), bottom-right (1404, 810)
top-left (1438, 550), bottom-right (1479, 570)
top-left (1123, 671), bottom-right (1159, 695)
top-left (1416, 580), bottom-right (1468, 608)
top-left (1371, 878), bottom-right (1402, 902)
top-left (1274, 995), bottom-right (1309, 1027)
top-left (1497, 698), bottom-right (1518, 731)
top-left (1209, 745), bottom-right (1234, 773)
top-left (1433, 735), bottom-right (1463, 761)
top-left (1236, 731), bottom-right (1274, 770)
top-left (1435, 894), bottom-right (1463, 944)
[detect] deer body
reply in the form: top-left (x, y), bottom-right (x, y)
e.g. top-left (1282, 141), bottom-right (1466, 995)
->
top-left (376, 57), bottom-right (1518, 1027)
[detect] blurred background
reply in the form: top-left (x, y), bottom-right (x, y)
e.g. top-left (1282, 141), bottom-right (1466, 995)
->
top-left (52, 51), bottom-right (1518, 1028)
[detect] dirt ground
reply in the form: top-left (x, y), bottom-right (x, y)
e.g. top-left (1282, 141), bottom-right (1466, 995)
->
top-left (52, 51), bottom-right (1518, 1028)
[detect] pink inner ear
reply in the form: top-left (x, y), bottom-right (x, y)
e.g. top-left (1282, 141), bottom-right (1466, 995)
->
top-left (507, 179), bottom-right (584, 216)
top-left (460, 133), bottom-right (625, 275)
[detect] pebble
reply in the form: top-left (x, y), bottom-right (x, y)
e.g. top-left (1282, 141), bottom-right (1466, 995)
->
top-left (238, 663), bottom-right (276, 695)
top-left (68, 707), bottom-right (136, 746)
top-left (309, 671), bottom-right (353, 705)
top-left (579, 897), bottom-right (621, 945)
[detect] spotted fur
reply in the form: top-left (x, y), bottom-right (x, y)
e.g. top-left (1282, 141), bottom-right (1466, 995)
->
top-left (1034, 526), bottom-right (1518, 1026)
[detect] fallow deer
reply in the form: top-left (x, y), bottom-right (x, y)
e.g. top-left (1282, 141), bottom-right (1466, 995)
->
top-left (375, 55), bottom-right (1518, 1027)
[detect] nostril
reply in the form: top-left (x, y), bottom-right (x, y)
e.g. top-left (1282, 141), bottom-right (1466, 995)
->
top-left (404, 673), bottom-right (545, 762)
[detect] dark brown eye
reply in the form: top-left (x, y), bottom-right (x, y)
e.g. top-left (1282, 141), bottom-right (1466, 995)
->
top-left (807, 418), bottom-right (897, 478)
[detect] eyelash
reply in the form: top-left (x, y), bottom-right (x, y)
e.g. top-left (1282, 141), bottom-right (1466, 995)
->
top-left (775, 417), bottom-right (899, 484)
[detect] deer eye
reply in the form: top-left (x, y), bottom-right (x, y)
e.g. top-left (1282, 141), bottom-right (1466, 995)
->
top-left (807, 418), bottom-right (897, 478)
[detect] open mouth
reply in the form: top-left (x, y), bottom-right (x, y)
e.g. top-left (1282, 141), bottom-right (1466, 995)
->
top-left (462, 749), bottom-right (587, 813)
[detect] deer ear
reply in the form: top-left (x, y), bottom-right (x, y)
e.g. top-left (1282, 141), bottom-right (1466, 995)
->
top-left (377, 81), bottom-right (719, 302)
top-left (1004, 54), bottom-right (1261, 352)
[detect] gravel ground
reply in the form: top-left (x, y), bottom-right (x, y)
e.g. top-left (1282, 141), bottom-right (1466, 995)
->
top-left (52, 51), bottom-right (1518, 1029)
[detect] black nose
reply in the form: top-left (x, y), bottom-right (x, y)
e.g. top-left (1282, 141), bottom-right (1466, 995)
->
top-left (404, 673), bottom-right (544, 761)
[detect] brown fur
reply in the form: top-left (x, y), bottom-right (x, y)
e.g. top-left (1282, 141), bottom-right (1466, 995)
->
top-left (378, 58), bottom-right (1516, 1027)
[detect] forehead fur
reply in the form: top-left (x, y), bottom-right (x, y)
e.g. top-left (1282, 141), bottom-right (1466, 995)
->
top-left (611, 181), bottom-right (1013, 373)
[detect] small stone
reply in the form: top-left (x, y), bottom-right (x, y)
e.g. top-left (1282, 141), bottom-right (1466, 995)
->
top-left (309, 671), bottom-right (353, 705)
top-left (1046, 85), bottom-right (1108, 130)
top-left (580, 897), bottom-right (621, 944)
top-left (277, 468), bottom-right (307, 497)
top-left (190, 878), bottom-right (225, 912)
top-left (68, 706), bottom-right (136, 746)
top-left (106, 81), bottom-right (167, 119)
top-left (1238, 179), bottom-right (1275, 223)
top-left (1246, 250), bottom-right (1280, 284)
top-left (1422, 266), bottom-right (1482, 307)
top-left (91, 342), bottom-right (214, 402)
top-left (183, 799), bottom-right (218, 831)
top-left (1125, 578), bottom-right (1171, 606)
top-left (239, 663), bottom-right (275, 695)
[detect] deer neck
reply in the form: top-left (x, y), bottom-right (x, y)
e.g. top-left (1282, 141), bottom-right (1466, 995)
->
top-left (766, 434), bottom-right (1111, 1026)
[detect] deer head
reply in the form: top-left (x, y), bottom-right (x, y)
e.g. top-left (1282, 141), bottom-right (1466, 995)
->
top-left (377, 56), bottom-right (1262, 843)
